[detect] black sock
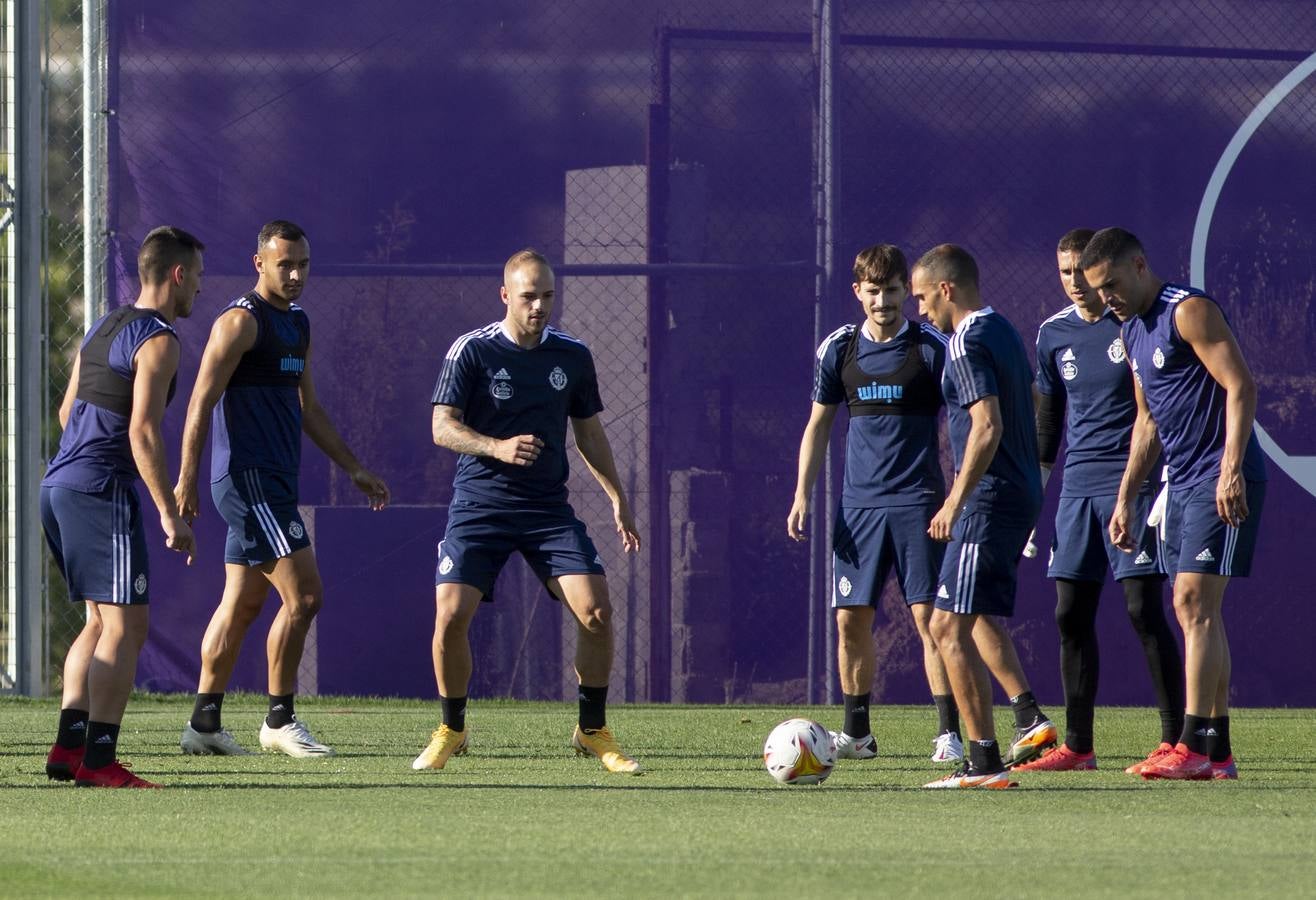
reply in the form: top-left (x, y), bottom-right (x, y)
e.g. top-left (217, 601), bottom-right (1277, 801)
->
top-left (1159, 709), bottom-right (1182, 747)
top-left (1208, 716), bottom-right (1231, 762)
top-left (843, 693), bottom-right (871, 738)
top-left (1122, 577), bottom-right (1185, 745)
top-left (56, 708), bottom-right (89, 750)
top-left (578, 684), bottom-right (608, 731)
top-left (1182, 714), bottom-right (1211, 755)
top-left (1056, 579), bottom-right (1100, 754)
top-left (266, 694), bottom-right (295, 729)
top-left (190, 692), bottom-right (225, 733)
top-left (1009, 691), bottom-right (1043, 730)
top-left (83, 721), bottom-right (120, 770)
top-left (933, 694), bottom-right (959, 736)
top-left (968, 739), bottom-right (1003, 773)
top-left (440, 695), bottom-right (468, 732)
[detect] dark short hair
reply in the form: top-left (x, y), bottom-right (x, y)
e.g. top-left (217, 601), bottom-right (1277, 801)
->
top-left (1078, 227), bottom-right (1144, 271)
top-left (137, 226), bottom-right (205, 286)
top-left (1056, 228), bottom-right (1096, 255)
top-left (257, 219), bottom-right (307, 251)
top-left (913, 243), bottom-right (979, 290)
top-left (852, 244), bottom-right (909, 287)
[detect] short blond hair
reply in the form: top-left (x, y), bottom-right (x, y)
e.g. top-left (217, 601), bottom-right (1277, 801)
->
top-left (504, 248), bottom-right (551, 285)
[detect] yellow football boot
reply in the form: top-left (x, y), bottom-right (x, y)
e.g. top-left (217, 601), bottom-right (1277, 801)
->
top-left (411, 724), bottom-right (468, 771)
top-left (571, 725), bottom-right (642, 774)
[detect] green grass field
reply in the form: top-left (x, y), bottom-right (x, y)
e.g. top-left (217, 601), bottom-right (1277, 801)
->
top-left (2, 696), bottom-right (1313, 897)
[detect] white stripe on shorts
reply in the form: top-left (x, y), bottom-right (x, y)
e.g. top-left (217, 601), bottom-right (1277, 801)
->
top-left (113, 481), bottom-right (130, 604)
top-left (1221, 523), bottom-right (1238, 577)
top-left (955, 542), bottom-right (980, 614)
top-left (244, 470), bottom-right (292, 557)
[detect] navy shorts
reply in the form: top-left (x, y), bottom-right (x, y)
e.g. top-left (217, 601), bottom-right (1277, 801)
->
top-left (1048, 492), bottom-right (1163, 582)
top-left (832, 504), bottom-right (944, 607)
top-left (935, 505), bottom-right (1037, 617)
top-left (40, 481), bottom-right (150, 605)
top-left (212, 469), bottom-right (311, 566)
top-left (1162, 479), bottom-right (1265, 578)
top-left (435, 498), bottom-right (604, 599)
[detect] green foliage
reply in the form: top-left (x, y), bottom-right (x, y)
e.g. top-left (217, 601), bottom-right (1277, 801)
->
top-left (1, 698), bottom-right (1313, 897)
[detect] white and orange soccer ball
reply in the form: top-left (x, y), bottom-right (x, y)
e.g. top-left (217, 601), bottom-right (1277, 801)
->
top-left (762, 718), bottom-right (836, 785)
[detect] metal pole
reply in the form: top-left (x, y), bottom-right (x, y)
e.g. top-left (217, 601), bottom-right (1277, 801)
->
top-left (811, 0), bottom-right (838, 707)
top-left (7, 0), bottom-right (46, 695)
top-left (82, 0), bottom-right (105, 323)
top-left (819, 0), bottom-right (838, 708)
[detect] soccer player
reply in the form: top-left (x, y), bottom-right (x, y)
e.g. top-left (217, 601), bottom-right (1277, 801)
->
top-left (787, 243), bottom-right (963, 764)
top-left (913, 244), bottom-right (1058, 789)
top-left (413, 249), bottom-right (642, 774)
top-left (1015, 229), bottom-right (1185, 773)
top-left (176, 220), bottom-right (390, 758)
top-left (1081, 227), bottom-right (1265, 780)
top-left (42, 226), bottom-right (202, 788)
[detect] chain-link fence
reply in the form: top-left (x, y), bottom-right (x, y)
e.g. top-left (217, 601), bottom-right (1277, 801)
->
top-left (10, 0), bottom-right (1316, 705)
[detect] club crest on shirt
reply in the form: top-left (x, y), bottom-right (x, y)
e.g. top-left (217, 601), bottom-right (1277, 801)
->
top-left (1107, 338), bottom-right (1126, 364)
top-left (549, 366), bottom-right (568, 391)
top-left (1152, 347), bottom-right (1165, 369)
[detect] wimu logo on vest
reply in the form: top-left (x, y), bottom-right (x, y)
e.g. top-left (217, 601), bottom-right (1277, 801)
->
top-left (280, 356), bottom-right (306, 374)
top-left (857, 382), bottom-right (902, 402)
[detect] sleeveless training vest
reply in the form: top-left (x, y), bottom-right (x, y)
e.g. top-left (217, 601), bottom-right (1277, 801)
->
top-left (75, 306), bottom-right (177, 414)
top-left (840, 327), bottom-right (941, 418)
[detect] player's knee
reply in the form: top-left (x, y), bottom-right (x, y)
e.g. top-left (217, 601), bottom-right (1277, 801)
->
top-left (1171, 587), bottom-right (1210, 626)
top-left (929, 613), bottom-right (957, 646)
top-left (287, 591), bottom-right (322, 624)
top-left (579, 604), bottom-right (610, 635)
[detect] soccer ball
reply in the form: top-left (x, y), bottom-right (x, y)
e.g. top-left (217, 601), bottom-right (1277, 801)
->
top-left (762, 718), bottom-right (836, 785)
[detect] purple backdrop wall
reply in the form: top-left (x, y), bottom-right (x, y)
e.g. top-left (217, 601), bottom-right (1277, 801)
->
top-left (106, 1), bottom-right (1316, 707)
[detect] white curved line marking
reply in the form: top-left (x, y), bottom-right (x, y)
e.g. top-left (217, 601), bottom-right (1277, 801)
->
top-left (1191, 51), bottom-right (1316, 496)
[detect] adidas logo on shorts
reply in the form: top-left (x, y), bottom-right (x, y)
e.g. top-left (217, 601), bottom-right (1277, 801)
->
top-left (937, 585), bottom-right (950, 600)
top-left (1134, 551), bottom-right (1153, 565)
top-left (1195, 548), bottom-right (1215, 563)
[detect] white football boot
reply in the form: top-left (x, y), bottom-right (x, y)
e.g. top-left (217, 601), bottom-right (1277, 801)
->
top-left (259, 717), bottom-right (335, 758)
top-left (180, 723), bottom-right (253, 756)
top-left (931, 731), bottom-right (964, 763)
top-left (830, 730), bottom-right (878, 760)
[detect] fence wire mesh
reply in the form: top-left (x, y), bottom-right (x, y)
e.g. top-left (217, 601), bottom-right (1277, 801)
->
top-left (12, 0), bottom-right (1316, 707)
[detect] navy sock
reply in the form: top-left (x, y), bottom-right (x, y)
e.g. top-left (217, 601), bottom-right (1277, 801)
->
top-left (968, 739), bottom-right (1003, 773)
top-left (1159, 708), bottom-right (1183, 746)
top-left (1182, 714), bottom-right (1211, 755)
top-left (266, 694), bottom-right (295, 729)
top-left (440, 695), bottom-right (468, 732)
top-left (933, 694), bottom-right (959, 736)
top-left (843, 693), bottom-right (871, 738)
top-left (1009, 691), bottom-right (1043, 729)
top-left (578, 684), bottom-right (608, 731)
top-left (56, 708), bottom-right (89, 750)
top-left (1208, 716), bottom-right (1231, 762)
top-left (190, 693), bottom-right (224, 733)
top-left (83, 721), bottom-right (120, 770)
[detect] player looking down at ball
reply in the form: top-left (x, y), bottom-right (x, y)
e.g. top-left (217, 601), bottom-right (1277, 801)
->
top-left (1081, 227), bottom-right (1266, 781)
top-left (914, 244), bottom-right (1058, 789)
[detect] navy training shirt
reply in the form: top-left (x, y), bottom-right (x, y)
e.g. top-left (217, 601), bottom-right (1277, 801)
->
top-left (813, 319), bottom-right (947, 508)
top-left (210, 292), bottom-right (310, 482)
top-left (1035, 305), bottom-right (1159, 497)
top-left (943, 307), bottom-right (1043, 514)
top-left (43, 306), bottom-right (177, 493)
top-left (1121, 283), bottom-right (1266, 489)
top-left (432, 322), bottom-right (604, 506)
